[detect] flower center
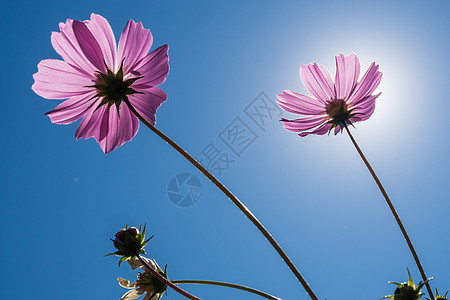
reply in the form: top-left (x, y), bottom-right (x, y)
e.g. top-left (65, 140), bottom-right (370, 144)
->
top-left (102, 75), bottom-right (129, 102)
top-left (325, 98), bottom-right (351, 125)
top-left (90, 63), bottom-right (142, 112)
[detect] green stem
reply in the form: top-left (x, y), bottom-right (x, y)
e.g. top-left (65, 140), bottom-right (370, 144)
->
top-left (343, 124), bottom-right (434, 300)
top-left (124, 99), bottom-right (319, 300)
top-left (135, 254), bottom-right (203, 300)
top-left (172, 280), bottom-right (282, 300)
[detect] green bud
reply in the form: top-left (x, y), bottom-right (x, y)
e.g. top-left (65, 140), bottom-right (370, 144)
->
top-left (383, 269), bottom-right (431, 300)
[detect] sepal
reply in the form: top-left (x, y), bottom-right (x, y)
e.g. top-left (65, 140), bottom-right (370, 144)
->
top-left (382, 268), bottom-right (433, 300)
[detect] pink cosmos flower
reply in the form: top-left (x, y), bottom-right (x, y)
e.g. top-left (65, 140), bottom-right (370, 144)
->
top-left (277, 53), bottom-right (382, 137)
top-left (32, 14), bottom-right (169, 153)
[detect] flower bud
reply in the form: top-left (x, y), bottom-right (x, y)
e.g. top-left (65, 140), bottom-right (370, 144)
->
top-left (383, 269), bottom-right (431, 300)
top-left (113, 227), bottom-right (139, 250)
top-left (391, 283), bottom-right (422, 300)
top-left (106, 224), bottom-right (153, 265)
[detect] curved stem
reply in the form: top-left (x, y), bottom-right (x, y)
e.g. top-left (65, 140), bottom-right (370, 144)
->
top-left (343, 124), bottom-right (434, 300)
top-left (172, 280), bottom-right (282, 300)
top-left (124, 100), bottom-right (319, 300)
top-left (135, 254), bottom-right (203, 300)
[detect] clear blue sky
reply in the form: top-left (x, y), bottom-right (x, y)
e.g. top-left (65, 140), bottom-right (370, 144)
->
top-left (1, 0), bottom-right (449, 299)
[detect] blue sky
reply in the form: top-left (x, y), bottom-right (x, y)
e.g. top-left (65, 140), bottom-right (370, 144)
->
top-left (1, 0), bottom-right (449, 299)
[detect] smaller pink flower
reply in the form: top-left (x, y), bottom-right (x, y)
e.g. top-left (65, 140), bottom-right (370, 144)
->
top-left (277, 53), bottom-right (382, 137)
top-left (32, 14), bottom-right (169, 153)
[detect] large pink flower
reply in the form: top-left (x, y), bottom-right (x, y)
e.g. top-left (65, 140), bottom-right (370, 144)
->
top-left (32, 14), bottom-right (169, 153)
top-left (277, 53), bottom-right (382, 137)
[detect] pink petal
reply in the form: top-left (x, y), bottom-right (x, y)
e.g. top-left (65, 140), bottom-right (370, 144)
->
top-left (72, 20), bottom-right (106, 73)
top-left (75, 101), bottom-right (106, 142)
top-left (131, 44), bottom-right (169, 87)
top-left (298, 123), bottom-right (332, 137)
top-left (51, 19), bottom-right (96, 77)
top-left (45, 90), bottom-right (97, 124)
top-left (281, 115), bottom-right (328, 132)
top-left (334, 126), bottom-right (341, 135)
top-left (300, 63), bottom-right (335, 103)
top-left (350, 103), bottom-right (376, 122)
top-left (127, 87), bottom-right (167, 125)
top-left (99, 104), bottom-right (139, 154)
top-left (85, 13), bottom-right (117, 71)
top-left (32, 59), bottom-right (94, 99)
top-left (351, 92), bottom-right (381, 109)
top-left (350, 93), bottom-right (381, 122)
top-left (75, 103), bottom-right (139, 153)
top-left (98, 106), bottom-right (110, 146)
top-left (348, 62), bottom-right (382, 104)
top-left (277, 90), bottom-right (325, 115)
top-left (118, 20), bottom-right (153, 73)
top-left (335, 53), bottom-right (360, 100)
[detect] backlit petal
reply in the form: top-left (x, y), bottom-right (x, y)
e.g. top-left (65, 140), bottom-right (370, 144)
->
top-left (128, 87), bottom-right (167, 125)
top-left (45, 90), bottom-right (97, 124)
top-left (277, 90), bottom-right (325, 115)
top-left (350, 93), bottom-right (380, 122)
top-left (72, 20), bottom-right (106, 73)
top-left (131, 44), bottom-right (169, 87)
top-left (300, 63), bottom-right (335, 102)
top-left (85, 13), bottom-right (117, 71)
top-left (51, 19), bottom-right (96, 77)
top-left (298, 123), bottom-right (332, 137)
top-left (335, 53), bottom-right (360, 100)
top-left (32, 59), bottom-right (94, 99)
top-left (348, 62), bottom-right (382, 103)
top-left (281, 115), bottom-right (328, 132)
top-left (351, 92), bottom-right (381, 108)
top-left (118, 20), bottom-right (153, 72)
top-left (98, 104), bottom-right (139, 154)
top-left (75, 101), bottom-right (106, 142)
top-left (334, 126), bottom-right (341, 135)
